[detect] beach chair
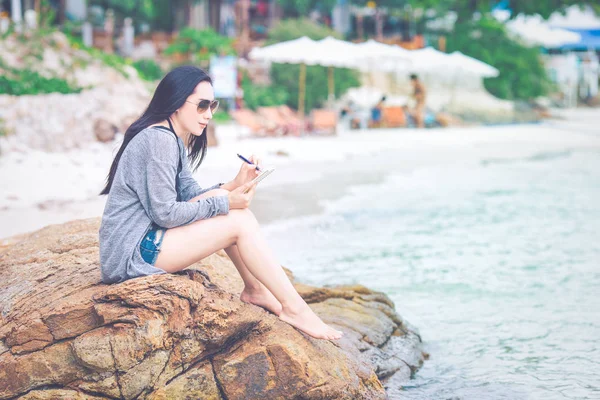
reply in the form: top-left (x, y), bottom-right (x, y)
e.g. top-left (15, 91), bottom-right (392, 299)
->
top-left (309, 109), bottom-right (337, 135)
top-left (277, 105), bottom-right (305, 136)
top-left (229, 109), bottom-right (279, 137)
top-left (382, 106), bottom-right (406, 128)
top-left (256, 107), bottom-right (290, 136)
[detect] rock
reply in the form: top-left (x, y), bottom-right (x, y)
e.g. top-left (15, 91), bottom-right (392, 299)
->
top-left (274, 149), bottom-right (290, 157)
top-left (0, 83), bottom-right (150, 151)
top-left (93, 119), bottom-right (118, 143)
top-left (131, 41), bottom-right (158, 61)
top-left (0, 219), bottom-right (425, 399)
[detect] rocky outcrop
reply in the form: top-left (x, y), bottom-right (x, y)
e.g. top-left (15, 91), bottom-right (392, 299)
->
top-left (0, 218), bottom-right (425, 399)
top-left (0, 83), bottom-right (150, 153)
top-left (0, 31), bottom-right (150, 152)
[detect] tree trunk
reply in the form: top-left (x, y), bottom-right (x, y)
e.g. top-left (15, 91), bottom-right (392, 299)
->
top-left (57, 0), bottom-right (66, 24)
top-left (356, 13), bottom-right (364, 41)
top-left (209, 0), bottom-right (222, 32)
top-left (34, 0), bottom-right (41, 26)
top-left (375, 8), bottom-right (383, 41)
top-left (238, 0), bottom-right (250, 57)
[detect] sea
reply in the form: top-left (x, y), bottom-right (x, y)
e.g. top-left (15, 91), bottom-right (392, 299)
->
top-left (262, 131), bottom-right (600, 400)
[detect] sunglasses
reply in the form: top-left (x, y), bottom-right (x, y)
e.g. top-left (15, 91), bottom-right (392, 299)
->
top-left (186, 99), bottom-right (220, 113)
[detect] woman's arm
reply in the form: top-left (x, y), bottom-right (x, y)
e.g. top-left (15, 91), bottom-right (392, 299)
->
top-left (178, 153), bottom-right (237, 199)
top-left (132, 131), bottom-right (229, 228)
top-left (178, 161), bottom-right (230, 201)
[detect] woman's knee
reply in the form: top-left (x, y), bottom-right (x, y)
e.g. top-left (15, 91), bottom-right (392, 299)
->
top-left (227, 209), bottom-right (259, 233)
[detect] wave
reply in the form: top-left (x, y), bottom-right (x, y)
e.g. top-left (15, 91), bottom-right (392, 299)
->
top-left (481, 150), bottom-right (573, 166)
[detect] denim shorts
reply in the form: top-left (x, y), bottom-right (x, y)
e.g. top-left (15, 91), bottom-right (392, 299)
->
top-left (140, 224), bottom-right (166, 265)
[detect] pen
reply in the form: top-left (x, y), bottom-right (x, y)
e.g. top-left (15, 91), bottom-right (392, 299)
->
top-left (237, 153), bottom-right (261, 171)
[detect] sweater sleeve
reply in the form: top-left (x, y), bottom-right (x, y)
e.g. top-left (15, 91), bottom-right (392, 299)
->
top-left (178, 155), bottom-right (223, 201)
top-left (132, 131), bottom-right (229, 229)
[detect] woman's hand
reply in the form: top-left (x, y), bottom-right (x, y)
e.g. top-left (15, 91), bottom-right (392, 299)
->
top-left (227, 181), bottom-right (257, 209)
top-left (232, 154), bottom-right (262, 188)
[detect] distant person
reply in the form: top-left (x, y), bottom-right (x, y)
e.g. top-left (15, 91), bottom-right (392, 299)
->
top-left (410, 74), bottom-right (426, 128)
top-left (340, 100), bottom-right (367, 130)
top-left (370, 95), bottom-right (386, 128)
top-left (99, 66), bottom-right (343, 341)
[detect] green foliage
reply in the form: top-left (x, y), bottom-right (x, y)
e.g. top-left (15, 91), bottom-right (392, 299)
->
top-left (0, 67), bottom-right (82, 95)
top-left (264, 19), bottom-right (361, 111)
top-left (275, 0), bottom-right (338, 16)
top-left (446, 16), bottom-right (553, 100)
top-left (132, 59), bottom-right (163, 81)
top-left (266, 18), bottom-right (344, 44)
top-left (39, 0), bottom-right (57, 28)
top-left (241, 75), bottom-right (290, 110)
top-left (0, 118), bottom-right (9, 137)
top-left (211, 111), bottom-right (232, 124)
top-left (84, 47), bottom-right (130, 77)
top-left (89, 0), bottom-right (198, 31)
top-left (60, 30), bottom-right (133, 78)
top-left (164, 28), bottom-right (235, 62)
top-left (272, 64), bottom-right (359, 111)
top-left (90, 0), bottom-right (154, 21)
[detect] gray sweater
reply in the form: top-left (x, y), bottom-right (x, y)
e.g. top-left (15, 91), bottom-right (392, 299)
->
top-left (99, 126), bottom-right (229, 284)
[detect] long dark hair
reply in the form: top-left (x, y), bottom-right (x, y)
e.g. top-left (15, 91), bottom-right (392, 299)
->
top-left (100, 66), bottom-right (212, 195)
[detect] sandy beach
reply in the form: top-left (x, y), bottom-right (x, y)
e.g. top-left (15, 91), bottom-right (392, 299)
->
top-left (1, 108), bottom-right (599, 240)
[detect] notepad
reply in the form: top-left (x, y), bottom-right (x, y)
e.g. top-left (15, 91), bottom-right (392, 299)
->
top-left (244, 168), bottom-right (275, 193)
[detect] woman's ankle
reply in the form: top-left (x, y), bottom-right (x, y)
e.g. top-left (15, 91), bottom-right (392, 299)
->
top-left (280, 298), bottom-right (309, 315)
top-left (241, 281), bottom-right (263, 294)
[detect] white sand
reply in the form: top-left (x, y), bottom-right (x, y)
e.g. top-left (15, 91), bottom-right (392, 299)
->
top-left (1, 108), bottom-right (599, 240)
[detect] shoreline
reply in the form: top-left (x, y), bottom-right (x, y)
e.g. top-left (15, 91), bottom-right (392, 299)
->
top-left (1, 108), bottom-right (599, 240)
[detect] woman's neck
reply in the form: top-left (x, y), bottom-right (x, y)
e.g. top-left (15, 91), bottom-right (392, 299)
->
top-left (153, 119), bottom-right (190, 145)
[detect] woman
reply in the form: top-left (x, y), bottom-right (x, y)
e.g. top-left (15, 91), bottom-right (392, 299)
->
top-left (99, 66), bottom-right (343, 340)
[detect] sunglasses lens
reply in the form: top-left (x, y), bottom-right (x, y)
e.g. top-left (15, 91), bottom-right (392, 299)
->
top-left (197, 100), bottom-right (211, 113)
top-left (197, 100), bottom-right (219, 113)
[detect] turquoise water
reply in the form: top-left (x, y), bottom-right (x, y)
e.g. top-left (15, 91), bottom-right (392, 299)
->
top-left (263, 147), bottom-right (600, 399)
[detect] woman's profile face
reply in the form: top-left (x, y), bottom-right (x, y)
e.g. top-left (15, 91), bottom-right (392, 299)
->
top-left (177, 81), bottom-right (215, 136)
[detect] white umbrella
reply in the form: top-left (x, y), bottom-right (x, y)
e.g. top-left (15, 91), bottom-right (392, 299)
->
top-left (314, 37), bottom-right (417, 100)
top-left (250, 37), bottom-right (418, 113)
top-left (251, 36), bottom-right (372, 114)
top-left (548, 5), bottom-right (600, 30)
top-left (506, 14), bottom-right (581, 48)
top-left (352, 39), bottom-right (414, 93)
top-left (314, 37), bottom-right (363, 103)
top-left (248, 36), bottom-right (320, 65)
top-left (448, 51), bottom-right (499, 78)
top-left (249, 36), bottom-right (321, 116)
top-left (408, 46), bottom-right (453, 73)
top-left (355, 39), bottom-right (413, 72)
top-left (314, 36), bottom-right (363, 68)
top-left (444, 52), bottom-right (499, 107)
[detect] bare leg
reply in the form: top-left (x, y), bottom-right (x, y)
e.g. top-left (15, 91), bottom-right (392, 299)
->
top-left (154, 192), bottom-right (342, 340)
top-left (415, 104), bottom-right (425, 128)
top-left (189, 190), bottom-right (282, 316)
top-left (225, 245), bottom-right (282, 316)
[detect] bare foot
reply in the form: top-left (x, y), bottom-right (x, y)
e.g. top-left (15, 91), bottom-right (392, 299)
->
top-left (279, 304), bottom-right (344, 340)
top-left (240, 286), bottom-right (283, 316)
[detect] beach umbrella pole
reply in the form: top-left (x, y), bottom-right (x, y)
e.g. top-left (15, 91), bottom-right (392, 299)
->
top-left (299, 63), bottom-right (307, 117)
top-left (328, 66), bottom-right (335, 105)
